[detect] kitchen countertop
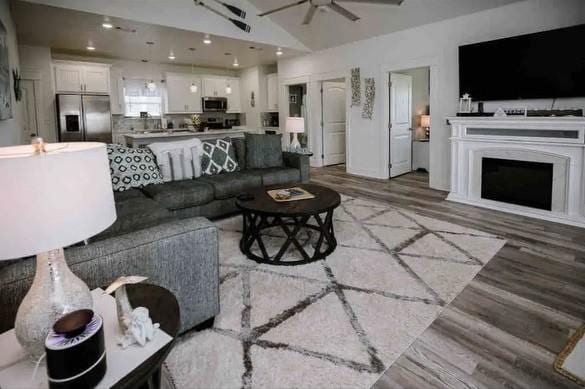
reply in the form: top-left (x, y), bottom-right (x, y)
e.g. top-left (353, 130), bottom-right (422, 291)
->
top-left (123, 128), bottom-right (253, 140)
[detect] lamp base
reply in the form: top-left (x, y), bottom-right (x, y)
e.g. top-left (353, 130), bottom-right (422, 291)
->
top-left (290, 132), bottom-right (301, 149)
top-left (15, 248), bottom-right (93, 359)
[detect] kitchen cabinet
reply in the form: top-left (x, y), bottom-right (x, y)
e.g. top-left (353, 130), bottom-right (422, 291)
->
top-left (226, 78), bottom-right (241, 113)
top-left (266, 73), bottom-right (279, 111)
top-left (203, 77), bottom-right (227, 98)
top-left (53, 62), bottom-right (110, 94)
top-left (165, 73), bottom-right (202, 113)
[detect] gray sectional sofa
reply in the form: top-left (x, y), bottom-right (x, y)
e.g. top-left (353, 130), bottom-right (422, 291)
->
top-left (0, 135), bottom-right (310, 335)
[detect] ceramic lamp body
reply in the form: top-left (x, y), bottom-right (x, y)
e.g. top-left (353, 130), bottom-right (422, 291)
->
top-left (15, 249), bottom-right (92, 358)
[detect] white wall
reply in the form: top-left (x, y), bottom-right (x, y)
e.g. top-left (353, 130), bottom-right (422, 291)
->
top-left (278, 0), bottom-right (585, 190)
top-left (19, 45), bottom-right (56, 142)
top-left (0, 0), bottom-right (24, 146)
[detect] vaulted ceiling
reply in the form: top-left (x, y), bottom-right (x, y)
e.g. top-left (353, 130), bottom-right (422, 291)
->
top-left (13, 0), bottom-right (527, 68)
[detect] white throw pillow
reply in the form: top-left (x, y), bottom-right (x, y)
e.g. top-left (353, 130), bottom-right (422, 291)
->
top-left (147, 138), bottom-right (203, 182)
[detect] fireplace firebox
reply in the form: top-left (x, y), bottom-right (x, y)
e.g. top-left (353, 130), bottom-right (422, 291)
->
top-left (481, 157), bottom-right (553, 211)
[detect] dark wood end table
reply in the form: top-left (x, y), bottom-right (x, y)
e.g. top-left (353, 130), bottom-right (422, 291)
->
top-left (236, 184), bottom-right (341, 265)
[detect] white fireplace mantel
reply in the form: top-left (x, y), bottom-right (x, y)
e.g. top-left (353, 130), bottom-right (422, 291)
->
top-left (447, 116), bottom-right (585, 227)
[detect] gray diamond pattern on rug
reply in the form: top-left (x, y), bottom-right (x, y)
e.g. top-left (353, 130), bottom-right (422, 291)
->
top-left (166, 195), bottom-right (506, 389)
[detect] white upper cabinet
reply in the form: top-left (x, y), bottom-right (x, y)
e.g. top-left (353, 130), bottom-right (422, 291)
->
top-left (165, 73), bottom-right (202, 113)
top-left (53, 62), bottom-right (110, 94)
top-left (203, 77), bottom-right (227, 98)
top-left (226, 78), bottom-right (241, 113)
top-left (266, 73), bottom-right (279, 111)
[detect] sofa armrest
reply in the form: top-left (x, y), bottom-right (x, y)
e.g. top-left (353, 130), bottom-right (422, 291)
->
top-left (283, 152), bottom-right (310, 183)
top-left (0, 217), bottom-right (219, 334)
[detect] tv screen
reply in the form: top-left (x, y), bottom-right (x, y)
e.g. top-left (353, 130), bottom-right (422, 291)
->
top-left (459, 24), bottom-right (585, 101)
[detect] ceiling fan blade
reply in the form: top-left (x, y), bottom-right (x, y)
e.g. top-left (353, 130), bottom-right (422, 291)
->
top-left (338, 0), bottom-right (403, 4)
top-left (302, 5), bottom-right (318, 25)
top-left (258, 0), bottom-right (309, 17)
top-left (328, 1), bottom-right (360, 21)
top-left (210, 0), bottom-right (247, 19)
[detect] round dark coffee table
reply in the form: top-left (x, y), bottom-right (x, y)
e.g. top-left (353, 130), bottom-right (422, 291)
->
top-left (236, 184), bottom-right (341, 265)
top-left (112, 284), bottom-right (180, 389)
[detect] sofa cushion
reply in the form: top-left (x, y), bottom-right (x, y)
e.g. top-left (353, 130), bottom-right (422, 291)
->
top-left (201, 138), bottom-right (239, 175)
top-left (93, 195), bottom-right (174, 241)
top-left (142, 181), bottom-right (214, 210)
top-left (231, 137), bottom-right (246, 170)
top-left (248, 167), bottom-right (301, 186)
top-left (245, 133), bottom-right (283, 169)
top-left (107, 144), bottom-right (163, 191)
top-left (199, 171), bottom-right (262, 199)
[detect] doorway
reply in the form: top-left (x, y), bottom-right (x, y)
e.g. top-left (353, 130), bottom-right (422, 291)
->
top-left (287, 83), bottom-right (308, 148)
top-left (387, 67), bottom-right (431, 180)
top-left (20, 79), bottom-right (40, 140)
top-left (321, 78), bottom-right (346, 166)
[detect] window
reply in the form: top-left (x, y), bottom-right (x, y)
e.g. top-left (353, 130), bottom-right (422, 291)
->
top-left (123, 78), bottom-right (162, 117)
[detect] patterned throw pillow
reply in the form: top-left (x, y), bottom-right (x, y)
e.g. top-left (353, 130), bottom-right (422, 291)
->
top-left (107, 144), bottom-right (163, 191)
top-left (201, 137), bottom-right (239, 176)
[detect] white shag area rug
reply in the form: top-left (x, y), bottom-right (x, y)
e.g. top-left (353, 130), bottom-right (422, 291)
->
top-left (166, 194), bottom-right (506, 389)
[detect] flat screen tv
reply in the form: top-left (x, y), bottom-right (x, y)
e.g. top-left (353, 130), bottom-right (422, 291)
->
top-left (459, 24), bottom-right (585, 101)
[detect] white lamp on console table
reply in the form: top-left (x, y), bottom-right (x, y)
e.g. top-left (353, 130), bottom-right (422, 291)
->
top-left (0, 141), bottom-right (116, 358)
top-left (286, 117), bottom-right (305, 150)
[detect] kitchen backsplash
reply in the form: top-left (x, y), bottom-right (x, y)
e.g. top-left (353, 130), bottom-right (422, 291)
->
top-left (113, 112), bottom-right (240, 132)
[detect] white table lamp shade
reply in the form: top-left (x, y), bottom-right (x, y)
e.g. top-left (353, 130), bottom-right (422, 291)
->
top-left (420, 115), bottom-right (431, 128)
top-left (286, 117), bottom-right (305, 134)
top-left (0, 142), bottom-right (116, 260)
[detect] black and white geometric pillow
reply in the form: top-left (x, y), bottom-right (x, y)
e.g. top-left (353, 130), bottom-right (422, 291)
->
top-left (107, 144), bottom-right (164, 192)
top-left (201, 138), bottom-right (239, 176)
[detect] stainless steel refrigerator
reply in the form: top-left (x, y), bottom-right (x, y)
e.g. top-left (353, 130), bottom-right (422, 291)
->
top-left (57, 94), bottom-right (112, 143)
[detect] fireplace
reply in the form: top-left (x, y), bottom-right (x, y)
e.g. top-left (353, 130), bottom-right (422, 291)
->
top-left (481, 158), bottom-right (553, 210)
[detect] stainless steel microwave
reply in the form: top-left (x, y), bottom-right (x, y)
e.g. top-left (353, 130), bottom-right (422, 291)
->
top-left (202, 97), bottom-right (228, 112)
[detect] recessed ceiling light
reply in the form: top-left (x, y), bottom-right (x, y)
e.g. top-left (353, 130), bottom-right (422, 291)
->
top-left (86, 44), bottom-right (96, 51)
top-left (168, 51), bottom-right (176, 60)
top-left (224, 52), bottom-right (232, 56)
top-left (203, 34), bottom-right (212, 45)
top-left (233, 58), bottom-right (239, 67)
top-left (276, 47), bottom-right (283, 56)
top-left (102, 22), bottom-right (113, 29)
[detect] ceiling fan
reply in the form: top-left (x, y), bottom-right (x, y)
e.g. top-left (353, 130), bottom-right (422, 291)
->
top-left (258, 0), bottom-right (404, 25)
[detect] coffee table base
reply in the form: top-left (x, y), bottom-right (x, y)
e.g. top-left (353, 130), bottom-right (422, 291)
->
top-left (240, 210), bottom-right (337, 265)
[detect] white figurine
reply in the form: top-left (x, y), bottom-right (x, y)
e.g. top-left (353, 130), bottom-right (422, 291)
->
top-left (118, 307), bottom-right (160, 349)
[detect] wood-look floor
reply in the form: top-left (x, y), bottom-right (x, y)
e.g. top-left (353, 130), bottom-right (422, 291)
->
top-left (310, 166), bottom-right (585, 389)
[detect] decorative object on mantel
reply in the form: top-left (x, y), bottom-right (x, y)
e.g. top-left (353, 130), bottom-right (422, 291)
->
top-left (350, 67), bottom-right (360, 106)
top-left (45, 309), bottom-right (107, 388)
top-left (494, 107), bottom-right (507, 117)
top-left (362, 77), bottom-right (375, 119)
top-left (0, 140), bottom-right (116, 358)
top-left (459, 93), bottom-right (472, 113)
top-left (12, 69), bottom-right (21, 102)
top-left (104, 276), bottom-right (160, 349)
top-left (0, 19), bottom-right (12, 120)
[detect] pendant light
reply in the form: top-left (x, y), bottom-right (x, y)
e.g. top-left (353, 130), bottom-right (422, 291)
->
top-left (145, 42), bottom-right (157, 92)
top-left (225, 81), bottom-right (232, 95)
top-left (189, 48), bottom-right (198, 94)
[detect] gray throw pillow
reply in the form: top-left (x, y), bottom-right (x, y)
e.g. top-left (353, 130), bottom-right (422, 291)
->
top-left (107, 144), bottom-right (163, 192)
top-left (201, 137), bottom-right (239, 175)
top-left (245, 133), bottom-right (283, 169)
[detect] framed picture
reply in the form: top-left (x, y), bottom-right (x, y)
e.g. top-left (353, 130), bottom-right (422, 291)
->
top-left (0, 19), bottom-right (12, 120)
top-left (289, 94), bottom-right (297, 104)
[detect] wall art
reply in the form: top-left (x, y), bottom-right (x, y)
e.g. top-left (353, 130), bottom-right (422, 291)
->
top-left (351, 67), bottom-right (360, 106)
top-left (0, 19), bottom-right (12, 120)
top-left (362, 77), bottom-right (375, 120)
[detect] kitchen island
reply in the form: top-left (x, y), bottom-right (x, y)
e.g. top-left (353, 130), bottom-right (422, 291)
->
top-left (123, 128), bottom-right (254, 148)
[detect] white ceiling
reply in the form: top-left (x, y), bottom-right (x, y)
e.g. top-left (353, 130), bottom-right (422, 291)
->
top-left (249, 0), bottom-right (526, 50)
top-left (11, 0), bottom-right (528, 68)
top-left (11, 1), bottom-right (305, 69)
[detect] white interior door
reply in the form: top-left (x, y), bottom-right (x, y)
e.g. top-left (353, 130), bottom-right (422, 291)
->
top-left (389, 73), bottom-right (412, 177)
top-left (322, 81), bottom-right (346, 166)
top-left (21, 80), bottom-right (39, 140)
